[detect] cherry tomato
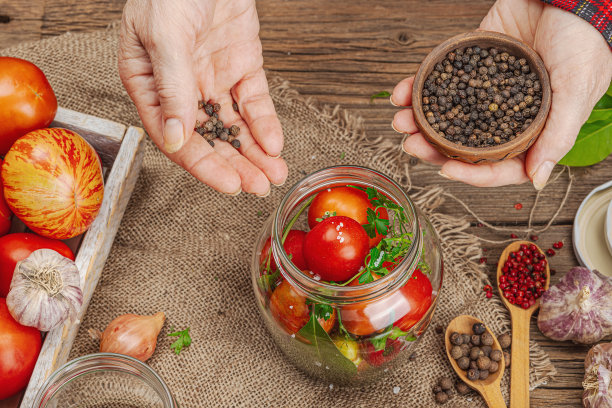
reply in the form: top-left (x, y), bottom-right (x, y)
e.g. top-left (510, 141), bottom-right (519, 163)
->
top-left (269, 280), bottom-right (336, 334)
top-left (308, 187), bottom-right (388, 247)
top-left (0, 159), bottom-right (11, 237)
top-left (259, 230), bottom-right (308, 271)
top-left (0, 298), bottom-right (42, 400)
top-left (303, 216), bottom-right (369, 282)
top-left (0, 233), bottom-right (74, 297)
top-left (340, 269), bottom-right (432, 336)
top-left (360, 338), bottom-right (402, 367)
top-left (0, 57), bottom-right (58, 155)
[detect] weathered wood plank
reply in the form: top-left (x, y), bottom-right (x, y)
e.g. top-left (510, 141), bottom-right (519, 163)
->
top-left (0, 1), bottom-right (45, 46)
top-left (19, 125), bottom-right (146, 407)
top-left (52, 107), bottom-right (126, 168)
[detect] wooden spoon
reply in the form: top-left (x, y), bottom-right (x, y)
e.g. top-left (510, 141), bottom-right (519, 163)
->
top-left (496, 241), bottom-right (550, 408)
top-left (445, 315), bottom-right (507, 408)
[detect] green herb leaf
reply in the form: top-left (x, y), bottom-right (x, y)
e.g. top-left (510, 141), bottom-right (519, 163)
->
top-left (358, 270), bottom-right (374, 284)
top-left (362, 222), bottom-right (376, 239)
top-left (558, 119), bottom-right (612, 167)
top-left (370, 91), bottom-right (391, 102)
top-left (168, 327), bottom-right (192, 355)
top-left (297, 313), bottom-right (357, 375)
top-left (315, 211), bottom-right (337, 223)
top-left (559, 82), bottom-right (612, 167)
top-left (308, 302), bottom-right (333, 321)
top-left (368, 247), bottom-right (385, 270)
top-left (340, 152), bottom-right (346, 160)
top-left (369, 335), bottom-right (388, 351)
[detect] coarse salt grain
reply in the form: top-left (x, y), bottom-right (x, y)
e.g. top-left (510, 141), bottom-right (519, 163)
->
top-left (289, 305), bottom-right (293, 309)
top-left (329, 384), bottom-right (334, 390)
top-left (315, 361), bottom-right (322, 367)
top-left (393, 386), bottom-right (400, 394)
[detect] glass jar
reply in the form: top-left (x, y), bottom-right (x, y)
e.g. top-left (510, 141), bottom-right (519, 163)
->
top-left (251, 166), bottom-right (443, 385)
top-left (32, 353), bottom-right (178, 407)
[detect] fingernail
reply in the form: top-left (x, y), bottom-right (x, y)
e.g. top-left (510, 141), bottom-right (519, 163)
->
top-left (391, 122), bottom-right (404, 134)
top-left (272, 180), bottom-right (286, 187)
top-left (532, 161), bottom-right (555, 190)
top-left (228, 187), bottom-right (242, 196)
top-left (256, 188), bottom-right (271, 198)
top-left (400, 134), bottom-right (414, 156)
top-left (267, 153), bottom-right (281, 159)
top-left (438, 171), bottom-right (453, 180)
top-left (390, 95), bottom-right (399, 107)
top-left (163, 118), bottom-right (184, 153)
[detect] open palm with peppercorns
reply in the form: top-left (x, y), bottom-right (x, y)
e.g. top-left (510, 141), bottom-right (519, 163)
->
top-left (118, 0), bottom-right (287, 196)
top-left (392, 0), bottom-right (612, 188)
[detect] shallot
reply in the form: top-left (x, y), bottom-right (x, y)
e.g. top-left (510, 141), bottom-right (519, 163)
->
top-left (90, 312), bottom-right (165, 362)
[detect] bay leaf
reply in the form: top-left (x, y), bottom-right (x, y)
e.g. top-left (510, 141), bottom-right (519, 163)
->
top-left (558, 83), bottom-right (612, 167)
top-left (296, 313), bottom-right (358, 376)
top-left (559, 119), bottom-right (612, 167)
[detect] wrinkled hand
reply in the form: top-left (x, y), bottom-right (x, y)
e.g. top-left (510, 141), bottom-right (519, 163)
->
top-left (118, 0), bottom-right (287, 196)
top-left (392, 0), bottom-right (612, 188)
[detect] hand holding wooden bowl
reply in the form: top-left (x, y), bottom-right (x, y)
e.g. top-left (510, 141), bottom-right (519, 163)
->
top-left (412, 31), bottom-right (551, 164)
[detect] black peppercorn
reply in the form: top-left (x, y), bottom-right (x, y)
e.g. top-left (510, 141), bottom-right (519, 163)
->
top-left (231, 139), bottom-right (241, 149)
top-left (481, 333), bottom-right (494, 346)
top-left (204, 104), bottom-right (214, 116)
top-left (472, 323), bottom-right (486, 335)
top-left (456, 381), bottom-right (470, 395)
top-left (435, 391), bottom-right (449, 405)
top-left (439, 377), bottom-right (453, 391)
top-left (457, 356), bottom-right (470, 370)
top-left (481, 345), bottom-right (492, 357)
top-left (451, 346), bottom-right (463, 360)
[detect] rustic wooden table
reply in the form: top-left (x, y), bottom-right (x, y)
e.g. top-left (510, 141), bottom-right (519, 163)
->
top-left (1, 1), bottom-right (610, 407)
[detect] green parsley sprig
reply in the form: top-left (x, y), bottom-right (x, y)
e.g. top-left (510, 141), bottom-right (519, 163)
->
top-left (168, 327), bottom-right (192, 355)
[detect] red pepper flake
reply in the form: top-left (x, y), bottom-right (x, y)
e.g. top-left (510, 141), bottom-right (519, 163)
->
top-left (530, 235), bottom-right (538, 241)
top-left (510, 233), bottom-right (518, 239)
top-left (546, 248), bottom-right (556, 256)
top-left (477, 222), bottom-right (484, 228)
top-left (485, 291), bottom-right (493, 299)
top-left (483, 284), bottom-right (492, 292)
top-left (479, 257), bottom-right (487, 264)
top-left (514, 203), bottom-right (523, 210)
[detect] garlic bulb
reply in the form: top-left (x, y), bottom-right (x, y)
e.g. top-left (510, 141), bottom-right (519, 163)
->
top-left (91, 312), bottom-right (166, 362)
top-left (7, 248), bottom-right (83, 331)
top-left (583, 343), bottom-right (612, 408)
top-left (537, 267), bottom-right (612, 344)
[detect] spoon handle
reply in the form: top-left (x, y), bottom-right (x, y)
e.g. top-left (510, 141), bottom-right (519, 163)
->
top-left (480, 383), bottom-right (507, 408)
top-left (510, 309), bottom-right (531, 408)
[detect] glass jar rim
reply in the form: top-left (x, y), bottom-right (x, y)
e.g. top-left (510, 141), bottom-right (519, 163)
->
top-left (272, 165), bottom-right (422, 304)
top-left (32, 352), bottom-right (177, 408)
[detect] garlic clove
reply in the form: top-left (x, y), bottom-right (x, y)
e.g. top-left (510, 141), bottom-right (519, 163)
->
top-left (6, 248), bottom-right (83, 331)
top-left (97, 312), bottom-right (166, 362)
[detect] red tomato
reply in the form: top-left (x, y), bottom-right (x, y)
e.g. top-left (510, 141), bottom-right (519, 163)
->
top-left (0, 57), bottom-right (57, 155)
top-left (259, 230), bottom-right (308, 271)
top-left (303, 216), bottom-right (369, 282)
top-left (2, 128), bottom-right (104, 239)
top-left (360, 338), bottom-right (402, 367)
top-left (0, 298), bottom-right (42, 400)
top-left (269, 280), bottom-right (336, 334)
top-left (0, 233), bottom-right (74, 297)
top-left (393, 269), bottom-right (433, 332)
top-left (0, 159), bottom-right (11, 237)
top-left (340, 269), bottom-right (432, 336)
top-left (307, 187), bottom-right (388, 247)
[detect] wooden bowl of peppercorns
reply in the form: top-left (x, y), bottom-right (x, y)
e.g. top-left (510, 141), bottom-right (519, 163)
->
top-left (412, 31), bottom-right (551, 164)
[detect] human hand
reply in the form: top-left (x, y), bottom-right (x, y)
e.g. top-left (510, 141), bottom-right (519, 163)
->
top-left (392, 0), bottom-right (612, 188)
top-left (118, 0), bottom-right (287, 196)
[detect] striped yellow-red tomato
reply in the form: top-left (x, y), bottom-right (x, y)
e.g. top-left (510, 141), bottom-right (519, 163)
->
top-left (2, 128), bottom-right (104, 239)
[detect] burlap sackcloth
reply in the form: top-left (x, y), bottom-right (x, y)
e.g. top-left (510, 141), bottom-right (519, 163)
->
top-left (2, 25), bottom-right (557, 407)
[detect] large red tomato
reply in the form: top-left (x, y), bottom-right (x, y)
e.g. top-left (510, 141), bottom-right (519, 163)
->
top-left (269, 280), bottom-right (336, 334)
top-left (259, 230), bottom-right (308, 271)
top-left (0, 233), bottom-right (74, 297)
top-left (303, 216), bottom-right (369, 282)
top-left (0, 298), bottom-right (42, 400)
top-left (340, 269), bottom-right (432, 336)
top-left (0, 159), bottom-right (11, 237)
top-left (308, 187), bottom-right (388, 247)
top-left (2, 128), bottom-right (104, 239)
top-left (0, 57), bottom-right (57, 155)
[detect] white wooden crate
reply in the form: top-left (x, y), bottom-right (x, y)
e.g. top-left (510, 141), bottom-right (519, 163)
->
top-left (0, 107), bottom-right (146, 408)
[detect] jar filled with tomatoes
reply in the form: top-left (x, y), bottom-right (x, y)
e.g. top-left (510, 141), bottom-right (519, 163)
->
top-left (251, 166), bottom-right (443, 384)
